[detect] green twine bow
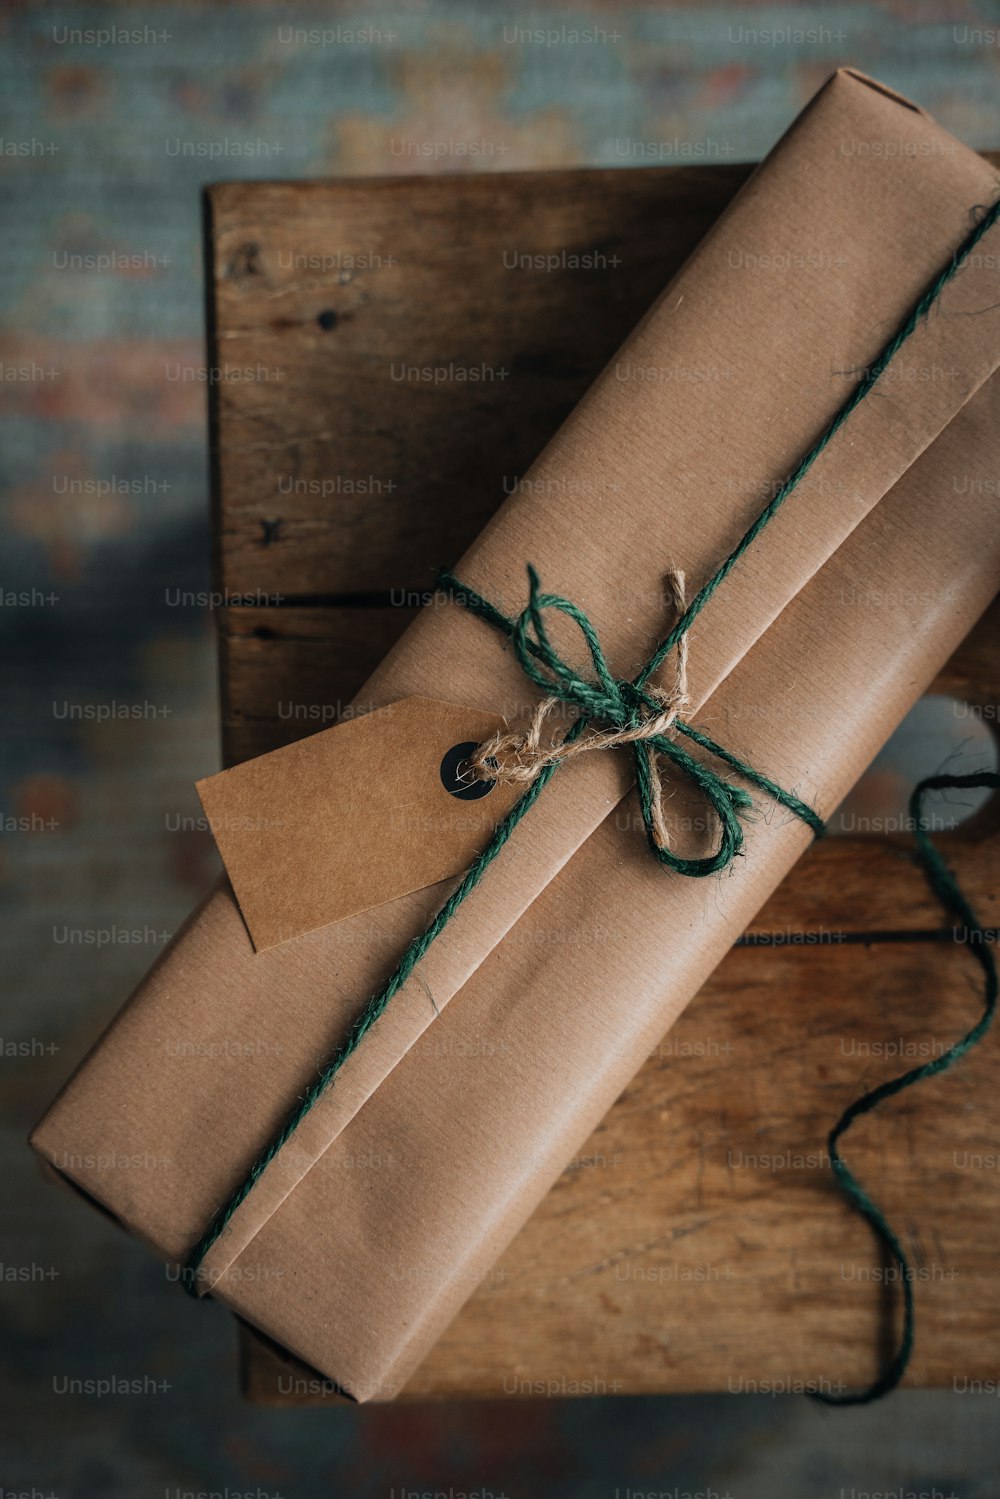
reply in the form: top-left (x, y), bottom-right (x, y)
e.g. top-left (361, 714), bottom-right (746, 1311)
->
top-left (438, 562), bottom-right (823, 876)
top-left (181, 193), bottom-right (1000, 1408)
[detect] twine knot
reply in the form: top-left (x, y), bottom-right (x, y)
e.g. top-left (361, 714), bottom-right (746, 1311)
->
top-left (445, 563), bottom-right (823, 878)
top-left (464, 567), bottom-right (692, 853)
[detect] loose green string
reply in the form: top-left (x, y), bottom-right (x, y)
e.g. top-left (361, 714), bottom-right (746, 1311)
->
top-left (814, 772), bottom-right (999, 1406)
top-left (181, 195), bottom-right (1000, 1405)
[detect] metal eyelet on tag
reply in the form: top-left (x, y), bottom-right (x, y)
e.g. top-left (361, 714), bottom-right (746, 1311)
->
top-left (440, 742), bottom-right (495, 801)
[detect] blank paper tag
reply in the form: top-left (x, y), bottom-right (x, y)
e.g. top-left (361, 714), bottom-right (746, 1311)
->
top-left (196, 696), bottom-right (521, 951)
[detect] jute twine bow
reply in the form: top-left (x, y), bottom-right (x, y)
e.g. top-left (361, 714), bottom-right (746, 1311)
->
top-left (181, 194), bottom-right (1000, 1408)
top-left (441, 562), bottom-right (822, 879)
top-left (462, 570), bottom-right (691, 854)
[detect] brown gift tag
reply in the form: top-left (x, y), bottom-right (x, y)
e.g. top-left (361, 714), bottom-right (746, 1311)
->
top-left (196, 696), bottom-right (520, 950)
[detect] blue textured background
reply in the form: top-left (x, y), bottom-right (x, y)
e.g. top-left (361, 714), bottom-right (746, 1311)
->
top-left (2, 4), bottom-right (999, 1495)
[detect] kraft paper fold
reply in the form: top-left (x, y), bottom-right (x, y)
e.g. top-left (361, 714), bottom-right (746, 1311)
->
top-left (31, 69), bottom-right (1000, 1399)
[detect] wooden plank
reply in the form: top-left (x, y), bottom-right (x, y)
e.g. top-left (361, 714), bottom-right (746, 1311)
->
top-left (205, 166), bottom-right (753, 597)
top-left (218, 604), bottom-right (417, 765)
top-left (240, 937), bottom-right (1000, 1402)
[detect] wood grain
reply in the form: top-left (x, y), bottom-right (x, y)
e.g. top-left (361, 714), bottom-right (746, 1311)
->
top-left (240, 938), bottom-right (1000, 1402)
top-left (205, 161), bottom-right (1000, 1402)
top-left (206, 165), bottom-right (753, 599)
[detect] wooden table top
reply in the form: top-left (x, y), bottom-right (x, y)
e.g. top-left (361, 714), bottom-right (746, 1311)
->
top-left (204, 162), bottom-right (1000, 1403)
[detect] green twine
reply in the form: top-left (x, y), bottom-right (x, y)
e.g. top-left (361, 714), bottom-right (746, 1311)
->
top-left (180, 735), bottom-right (566, 1294)
top-left (437, 564), bottom-right (824, 876)
top-left (181, 566), bottom-right (820, 1298)
top-left (181, 195), bottom-right (1000, 1406)
top-left (814, 772), bottom-right (999, 1407)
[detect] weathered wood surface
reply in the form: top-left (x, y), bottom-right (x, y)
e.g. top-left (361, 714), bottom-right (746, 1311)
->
top-left (204, 163), bottom-right (1000, 1403)
top-left (241, 939), bottom-right (1000, 1403)
top-left (206, 165), bottom-right (753, 600)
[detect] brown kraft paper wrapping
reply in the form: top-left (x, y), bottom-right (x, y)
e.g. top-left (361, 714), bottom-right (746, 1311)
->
top-left (30, 69), bottom-right (1000, 1399)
